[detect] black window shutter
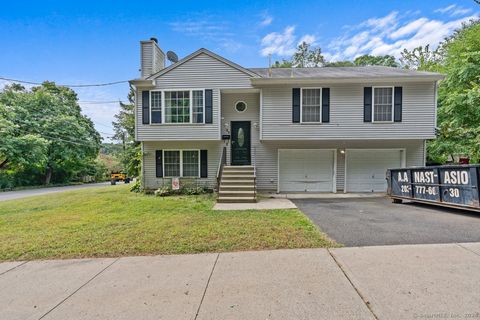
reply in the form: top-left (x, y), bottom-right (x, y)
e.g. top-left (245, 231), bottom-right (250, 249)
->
top-left (292, 88), bottom-right (300, 123)
top-left (364, 87), bottom-right (372, 122)
top-left (142, 91), bottom-right (150, 124)
top-left (394, 87), bottom-right (402, 122)
top-left (200, 150), bottom-right (208, 178)
top-left (155, 150), bottom-right (163, 178)
top-left (322, 88), bottom-right (330, 123)
top-left (205, 89), bottom-right (213, 124)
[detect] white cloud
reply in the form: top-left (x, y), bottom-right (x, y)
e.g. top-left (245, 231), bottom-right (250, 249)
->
top-left (363, 11), bottom-right (398, 30)
top-left (260, 14), bottom-right (273, 27)
top-left (435, 4), bottom-right (472, 17)
top-left (260, 26), bottom-right (319, 57)
top-left (260, 26), bottom-right (296, 56)
top-left (298, 34), bottom-right (316, 45)
top-left (389, 18), bottom-right (428, 39)
top-left (435, 4), bottom-right (456, 14)
top-left (169, 17), bottom-right (243, 53)
top-left (325, 10), bottom-right (478, 61)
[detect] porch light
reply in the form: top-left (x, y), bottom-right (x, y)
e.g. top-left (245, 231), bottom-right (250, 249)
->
top-left (340, 149), bottom-right (345, 154)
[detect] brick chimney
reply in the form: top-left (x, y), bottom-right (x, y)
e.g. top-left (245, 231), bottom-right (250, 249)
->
top-left (140, 37), bottom-right (165, 78)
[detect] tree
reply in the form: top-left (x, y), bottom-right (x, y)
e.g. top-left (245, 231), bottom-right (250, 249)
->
top-left (324, 61), bottom-right (355, 67)
top-left (399, 45), bottom-right (444, 71)
top-left (0, 82), bottom-right (101, 185)
top-left (428, 20), bottom-right (480, 163)
top-left (272, 59), bottom-right (292, 68)
top-left (0, 85), bottom-right (48, 171)
top-left (292, 42), bottom-right (325, 67)
top-left (112, 87), bottom-right (141, 176)
top-left (353, 54), bottom-right (399, 67)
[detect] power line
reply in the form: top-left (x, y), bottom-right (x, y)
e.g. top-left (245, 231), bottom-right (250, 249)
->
top-left (0, 76), bottom-right (128, 88)
top-left (12, 127), bottom-right (100, 147)
top-left (79, 100), bottom-right (129, 104)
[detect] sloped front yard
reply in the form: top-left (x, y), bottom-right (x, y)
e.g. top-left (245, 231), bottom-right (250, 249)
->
top-left (0, 185), bottom-right (336, 261)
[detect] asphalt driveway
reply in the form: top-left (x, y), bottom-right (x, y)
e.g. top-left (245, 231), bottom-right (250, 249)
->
top-left (293, 197), bottom-right (480, 247)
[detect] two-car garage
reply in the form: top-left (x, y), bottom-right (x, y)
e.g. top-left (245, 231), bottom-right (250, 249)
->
top-left (278, 149), bottom-right (405, 193)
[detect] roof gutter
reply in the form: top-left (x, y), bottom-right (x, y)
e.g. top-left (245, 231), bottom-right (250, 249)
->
top-left (129, 79), bottom-right (155, 88)
top-left (250, 75), bottom-right (445, 86)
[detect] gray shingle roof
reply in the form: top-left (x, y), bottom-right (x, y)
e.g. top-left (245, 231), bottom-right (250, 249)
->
top-left (247, 66), bottom-right (443, 79)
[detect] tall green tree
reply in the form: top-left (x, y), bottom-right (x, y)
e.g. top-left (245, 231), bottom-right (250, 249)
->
top-left (353, 54), bottom-right (399, 67)
top-left (112, 87), bottom-right (141, 176)
top-left (0, 82), bottom-right (101, 185)
top-left (428, 21), bottom-right (480, 163)
top-left (400, 45), bottom-right (444, 71)
top-left (292, 42), bottom-right (325, 67)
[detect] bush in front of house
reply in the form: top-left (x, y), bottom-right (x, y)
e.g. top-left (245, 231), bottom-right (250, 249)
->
top-left (130, 180), bottom-right (142, 193)
top-left (153, 184), bottom-right (210, 197)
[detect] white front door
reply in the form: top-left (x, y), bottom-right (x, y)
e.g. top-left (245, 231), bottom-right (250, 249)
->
top-left (279, 149), bottom-right (335, 192)
top-left (346, 149), bottom-right (403, 192)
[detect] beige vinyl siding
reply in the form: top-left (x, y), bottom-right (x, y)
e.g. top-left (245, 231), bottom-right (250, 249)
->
top-left (255, 139), bottom-right (425, 191)
top-left (153, 46), bottom-right (165, 74)
top-left (142, 141), bottom-right (222, 190)
top-left (136, 52), bottom-right (254, 141)
top-left (261, 82), bottom-right (436, 140)
top-left (140, 41), bottom-right (153, 78)
top-left (136, 89), bottom-right (220, 141)
top-left (221, 92), bottom-right (260, 165)
top-left (142, 139), bottom-right (424, 192)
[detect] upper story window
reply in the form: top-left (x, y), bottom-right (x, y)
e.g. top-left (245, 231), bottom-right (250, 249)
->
top-left (151, 91), bottom-right (162, 123)
top-left (165, 91), bottom-right (190, 123)
top-left (151, 90), bottom-right (205, 124)
top-left (235, 101), bottom-right (247, 113)
top-left (373, 87), bottom-right (393, 122)
top-left (301, 88), bottom-right (321, 123)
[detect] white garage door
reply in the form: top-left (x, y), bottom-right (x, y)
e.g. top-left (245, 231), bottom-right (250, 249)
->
top-left (279, 149), bottom-right (335, 192)
top-left (346, 149), bottom-right (403, 192)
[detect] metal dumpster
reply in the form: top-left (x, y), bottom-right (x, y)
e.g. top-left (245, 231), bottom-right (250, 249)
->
top-left (387, 165), bottom-right (480, 212)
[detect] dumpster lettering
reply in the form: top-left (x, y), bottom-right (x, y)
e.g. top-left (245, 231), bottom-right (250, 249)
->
top-left (443, 170), bottom-right (469, 185)
top-left (413, 171), bottom-right (436, 184)
top-left (388, 165), bottom-right (480, 211)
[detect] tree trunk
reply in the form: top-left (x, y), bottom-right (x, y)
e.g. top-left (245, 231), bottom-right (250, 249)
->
top-left (45, 166), bottom-right (53, 185)
top-left (0, 159), bottom-right (8, 170)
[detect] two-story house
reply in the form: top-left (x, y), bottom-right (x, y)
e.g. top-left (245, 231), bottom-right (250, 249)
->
top-left (130, 38), bottom-right (443, 202)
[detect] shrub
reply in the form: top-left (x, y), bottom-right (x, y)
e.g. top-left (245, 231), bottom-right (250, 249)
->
top-left (154, 186), bottom-right (172, 197)
top-left (153, 184), bottom-right (208, 197)
top-left (130, 180), bottom-right (142, 193)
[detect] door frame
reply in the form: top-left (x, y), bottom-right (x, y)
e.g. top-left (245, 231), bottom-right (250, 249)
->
top-left (230, 121), bottom-right (251, 165)
top-left (344, 148), bottom-right (406, 193)
top-left (277, 149), bottom-right (337, 193)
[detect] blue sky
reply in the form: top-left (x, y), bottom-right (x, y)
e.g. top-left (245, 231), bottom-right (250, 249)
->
top-left (0, 0), bottom-right (478, 141)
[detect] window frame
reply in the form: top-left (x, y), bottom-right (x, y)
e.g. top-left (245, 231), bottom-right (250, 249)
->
top-left (234, 100), bottom-right (248, 113)
top-left (162, 149), bottom-right (201, 178)
top-left (150, 91), bottom-right (163, 124)
top-left (300, 87), bottom-right (322, 124)
top-left (149, 89), bottom-right (206, 125)
top-left (372, 86), bottom-right (394, 123)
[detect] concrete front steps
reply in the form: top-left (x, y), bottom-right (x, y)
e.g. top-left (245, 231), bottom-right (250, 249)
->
top-left (218, 166), bottom-right (256, 203)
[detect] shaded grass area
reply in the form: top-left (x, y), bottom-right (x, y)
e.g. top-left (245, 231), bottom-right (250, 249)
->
top-left (0, 185), bottom-right (338, 261)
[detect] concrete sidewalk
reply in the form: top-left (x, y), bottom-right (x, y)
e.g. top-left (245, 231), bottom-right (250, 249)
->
top-left (1, 243), bottom-right (479, 320)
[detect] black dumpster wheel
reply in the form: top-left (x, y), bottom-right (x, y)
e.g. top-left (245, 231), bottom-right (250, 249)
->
top-left (393, 198), bottom-right (403, 204)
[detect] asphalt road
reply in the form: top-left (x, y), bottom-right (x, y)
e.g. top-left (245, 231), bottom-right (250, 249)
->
top-left (0, 182), bottom-right (113, 202)
top-left (294, 197), bottom-right (480, 247)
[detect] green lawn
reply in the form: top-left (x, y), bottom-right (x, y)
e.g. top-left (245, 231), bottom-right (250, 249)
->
top-left (0, 185), bottom-right (337, 261)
